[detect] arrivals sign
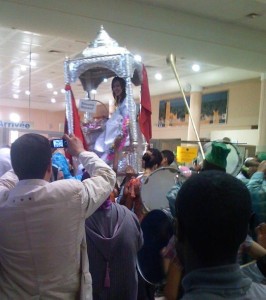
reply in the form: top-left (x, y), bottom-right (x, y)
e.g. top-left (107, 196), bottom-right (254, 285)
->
top-left (0, 120), bottom-right (32, 129)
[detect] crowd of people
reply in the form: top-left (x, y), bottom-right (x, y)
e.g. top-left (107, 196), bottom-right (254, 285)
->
top-left (1, 76), bottom-right (266, 299)
top-left (1, 133), bottom-right (266, 299)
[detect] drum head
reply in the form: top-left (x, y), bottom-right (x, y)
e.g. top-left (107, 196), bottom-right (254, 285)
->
top-left (141, 167), bottom-right (179, 211)
top-left (198, 142), bottom-right (243, 176)
top-left (137, 209), bottom-right (174, 285)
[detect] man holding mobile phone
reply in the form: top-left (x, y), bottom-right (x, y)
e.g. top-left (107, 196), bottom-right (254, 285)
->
top-left (0, 133), bottom-right (116, 300)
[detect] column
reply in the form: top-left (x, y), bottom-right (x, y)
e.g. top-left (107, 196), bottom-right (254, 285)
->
top-left (257, 73), bottom-right (266, 158)
top-left (187, 86), bottom-right (202, 141)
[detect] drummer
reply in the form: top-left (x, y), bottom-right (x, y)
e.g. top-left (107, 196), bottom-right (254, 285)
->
top-left (164, 142), bottom-right (266, 299)
top-left (164, 141), bottom-right (232, 299)
top-left (119, 148), bottom-right (162, 222)
top-left (161, 149), bottom-right (177, 168)
top-left (201, 141), bottom-right (231, 172)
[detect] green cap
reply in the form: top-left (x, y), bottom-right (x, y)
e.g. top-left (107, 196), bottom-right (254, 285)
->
top-left (205, 142), bottom-right (231, 169)
top-left (257, 152), bottom-right (266, 162)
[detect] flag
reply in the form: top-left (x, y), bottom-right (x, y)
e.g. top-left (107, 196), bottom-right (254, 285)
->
top-left (139, 65), bottom-right (152, 143)
top-left (64, 84), bottom-right (87, 150)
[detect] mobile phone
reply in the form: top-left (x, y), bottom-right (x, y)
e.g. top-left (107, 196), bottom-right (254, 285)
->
top-left (50, 139), bottom-right (67, 148)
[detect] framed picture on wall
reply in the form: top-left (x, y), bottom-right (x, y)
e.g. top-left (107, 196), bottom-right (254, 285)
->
top-left (158, 97), bottom-right (190, 127)
top-left (158, 90), bottom-right (228, 127)
top-left (201, 91), bottom-right (228, 124)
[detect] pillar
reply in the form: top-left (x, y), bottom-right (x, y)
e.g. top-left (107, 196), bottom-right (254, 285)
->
top-left (187, 86), bottom-right (202, 141)
top-left (256, 73), bottom-right (266, 159)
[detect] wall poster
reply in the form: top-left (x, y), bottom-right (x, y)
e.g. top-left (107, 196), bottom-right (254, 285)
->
top-left (158, 91), bottom-right (228, 127)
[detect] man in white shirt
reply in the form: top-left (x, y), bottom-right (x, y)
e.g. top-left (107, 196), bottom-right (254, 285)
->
top-left (0, 133), bottom-right (116, 300)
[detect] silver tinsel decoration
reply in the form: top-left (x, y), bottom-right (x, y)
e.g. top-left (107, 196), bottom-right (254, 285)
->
top-left (64, 26), bottom-right (145, 173)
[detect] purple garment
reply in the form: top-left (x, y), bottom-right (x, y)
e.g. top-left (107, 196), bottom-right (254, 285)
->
top-left (85, 203), bottom-right (143, 300)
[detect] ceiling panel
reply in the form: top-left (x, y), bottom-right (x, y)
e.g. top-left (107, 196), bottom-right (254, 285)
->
top-left (0, 0), bottom-right (264, 111)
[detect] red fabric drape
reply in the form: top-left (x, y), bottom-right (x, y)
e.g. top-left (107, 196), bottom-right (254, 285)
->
top-left (64, 84), bottom-right (87, 150)
top-left (139, 65), bottom-right (152, 143)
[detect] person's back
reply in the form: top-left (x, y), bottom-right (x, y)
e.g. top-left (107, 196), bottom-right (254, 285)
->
top-left (0, 133), bottom-right (115, 300)
top-left (0, 146), bottom-right (11, 177)
top-left (85, 202), bottom-right (143, 300)
top-left (176, 170), bottom-right (266, 299)
top-left (247, 160), bottom-right (266, 226)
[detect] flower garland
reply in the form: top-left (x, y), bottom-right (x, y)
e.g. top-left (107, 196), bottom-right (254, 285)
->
top-left (106, 116), bottom-right (129, 162)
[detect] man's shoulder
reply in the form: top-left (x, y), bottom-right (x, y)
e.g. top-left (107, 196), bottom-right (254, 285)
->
top-left (12, 179), bottom-right (83, 198)
top-left (181, 293), bottom-right (225, 299)
top-left (49, 178), bottom-right (83, 192)
top-left (113, 203), bottom-right (141, 224)
top-left (181, 281), bottom-right (266, 300)
top-left (249, 281), bottom-right (266, 297)
top-left (113, 202), bottom-right (132, 216)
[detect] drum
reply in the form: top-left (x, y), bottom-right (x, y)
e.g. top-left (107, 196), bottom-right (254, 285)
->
top-left (141, 167), bottom-right (180, 211)
top-left (138, 167), bottom-right (179, 285)
top-left (198, 141), bottom-right (243, 176)
top-left (137, 208), bottom-right (174, 285)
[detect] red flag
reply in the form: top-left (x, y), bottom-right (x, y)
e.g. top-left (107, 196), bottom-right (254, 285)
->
top-left (139, 65), bottom-right (152, 143)
top-left (64, 84), bottom-right (87, 150)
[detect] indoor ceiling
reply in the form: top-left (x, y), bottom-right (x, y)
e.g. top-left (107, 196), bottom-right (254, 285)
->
top-left (0, 0), bottom-right (265, 112)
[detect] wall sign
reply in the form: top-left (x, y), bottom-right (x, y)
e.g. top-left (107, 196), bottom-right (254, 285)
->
top-left (0, 120), bottom-right (32, 129)
top-left (79, 99), bottom-right (97, 113)
top-left (176, 146), bottom-right (198, 163)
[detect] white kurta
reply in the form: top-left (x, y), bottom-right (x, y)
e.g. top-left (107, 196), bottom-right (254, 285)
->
top-left (0, 151), bottom-right (116, 300)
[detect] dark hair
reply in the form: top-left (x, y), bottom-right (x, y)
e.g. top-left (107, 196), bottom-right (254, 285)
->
top-left (111, 76), bottom-right (126, 104)
top-left (202, 159), bottom-right (225, 172)
top-left (11, 133), bottom-right (52, 180)
top-left (142, 148), bottom-right (163, 169)
top-left (161, 149), bottom-right (175, 165)
top-left (176, 171), bottom-right (252, 265)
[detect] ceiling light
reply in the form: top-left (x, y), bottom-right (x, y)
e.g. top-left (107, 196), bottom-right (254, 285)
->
top-left (246, 12), bottom-right (261, 19)
top-left (46, 83), bottom-right (53, 89)
top-left (48, 49), bottom-right (63, 54)
top-left (134, 54), bottom-right (142, 62)
top-left (53, 91), bottom-right (58, 95)
top-left (25, 90), bottom-right (30, 95)
top-left (20, 65), bottom-right (27, 71)
top-left (13, 94), bottom-right (19, 99)
top-left (155, 73), bottom-right (162, 80)
top-left (91, 89), bottom-right (97, 94)
top-left (192, 64), bottom-right (200, 72)
top-left (30, 61), bottom-right (37, 67)
top-left (13, 79), bottom-right (20, 87)
top-left (51, 98), bottom-right (56, 103)
top-left (27, 53), bottom-right (39, 59)
top-left (9, 113), bottom-right (20, 122)
top-left (61, 88), bottom-right (65, 94)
